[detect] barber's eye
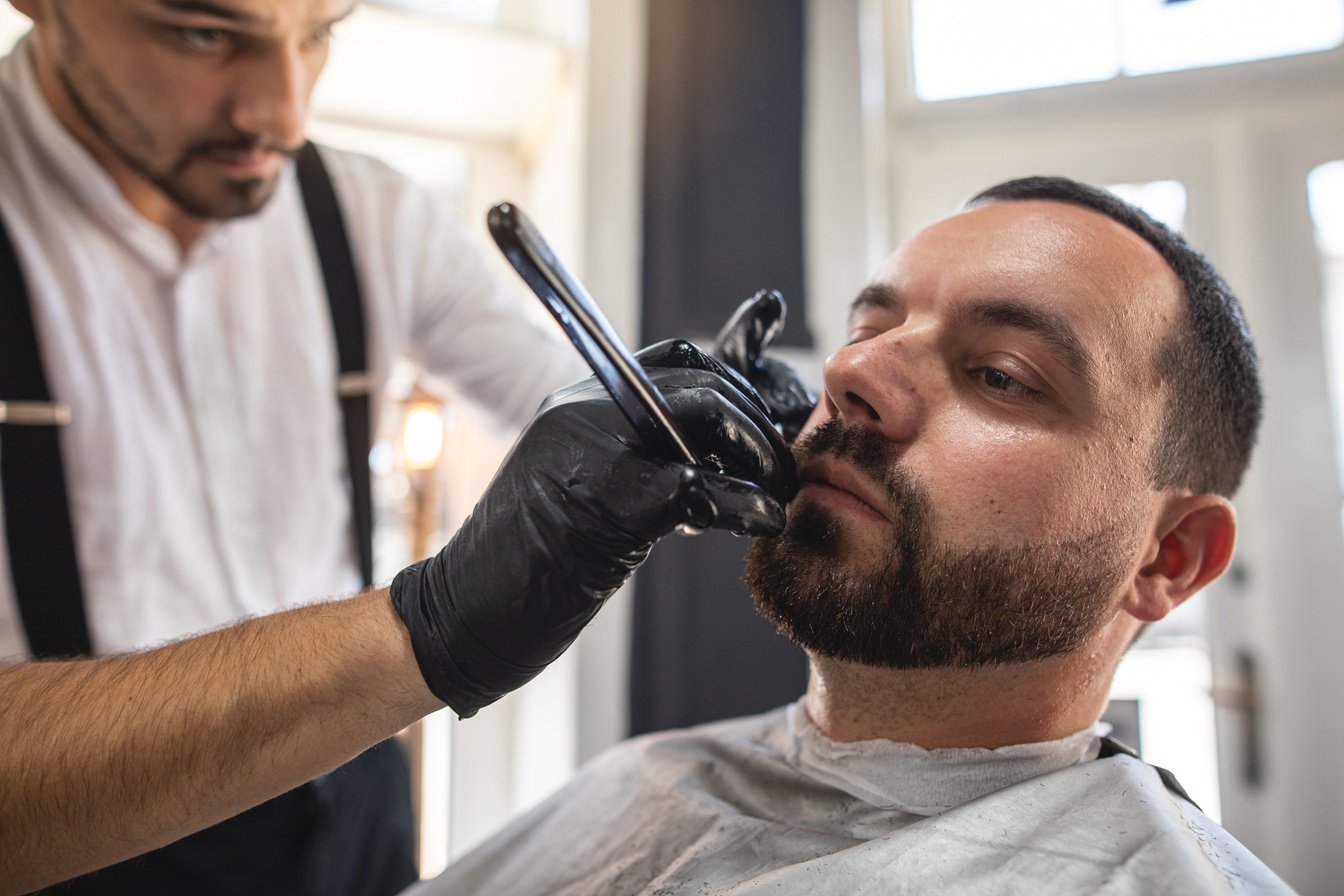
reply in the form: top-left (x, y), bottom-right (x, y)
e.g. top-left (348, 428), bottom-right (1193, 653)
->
top-left (180, 27), bottom-right (229, 51)
top-left (305, 24), bottom-right (336, 48)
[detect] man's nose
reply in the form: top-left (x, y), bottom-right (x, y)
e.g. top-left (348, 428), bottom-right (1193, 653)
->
top-left (819, 333), bottom-right (926, 444)
top-left (229, 46), bottom-right (311, 146)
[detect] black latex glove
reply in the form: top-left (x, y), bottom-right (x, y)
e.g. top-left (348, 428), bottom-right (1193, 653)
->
top-left (391, 340), bottom-right (797, 718)
top-left (713, 289), bottom-right (818, 442)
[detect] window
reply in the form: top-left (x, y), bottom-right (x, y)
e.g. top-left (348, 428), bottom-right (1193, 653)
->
top-left (1107, 180), bottom-right (1187, 231)
top-left (910, 0), bottom-right (1344, 102)
top-left (1308, 160), bottom-right (1344, 528)
top-left (373, 0), bottom-right (503, 27)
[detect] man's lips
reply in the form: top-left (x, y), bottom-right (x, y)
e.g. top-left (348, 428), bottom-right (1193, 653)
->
top-left (796, 458), bottom-right (891, 523)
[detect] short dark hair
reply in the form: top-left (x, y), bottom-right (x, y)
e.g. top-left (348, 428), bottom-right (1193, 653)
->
top-left (966, 176), bottom-right (1262, 497)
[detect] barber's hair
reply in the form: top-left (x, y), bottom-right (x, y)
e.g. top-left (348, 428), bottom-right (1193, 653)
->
top-left (966, 176), bottom-right (1262, 497)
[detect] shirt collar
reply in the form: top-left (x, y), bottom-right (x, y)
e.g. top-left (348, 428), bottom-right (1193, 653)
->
top-left (780, 699), bottom-right (1105, 815)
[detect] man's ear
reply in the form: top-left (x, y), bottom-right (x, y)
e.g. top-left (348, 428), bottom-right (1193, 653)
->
top-left (1128, 495), bottom-right (1237, 623)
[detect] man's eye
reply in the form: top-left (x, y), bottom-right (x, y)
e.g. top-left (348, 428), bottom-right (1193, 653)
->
top-left (974, 367), bottom-right (1044, 401)
top-left (845, 327), bottom-right (880, 346)
top-left (179, 27), bottom-right (229, 51)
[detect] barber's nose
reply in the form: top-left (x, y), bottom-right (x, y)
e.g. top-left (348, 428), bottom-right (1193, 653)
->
top-left (230, 47), bottom-right (310, 146)
top-left (820, 335), bottom-right (924, 444)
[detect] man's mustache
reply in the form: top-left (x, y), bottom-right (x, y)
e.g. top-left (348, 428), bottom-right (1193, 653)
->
top-left (795, 418), bottom-right (899, 489)
top-left (793, 419), bottom-right (930, 524)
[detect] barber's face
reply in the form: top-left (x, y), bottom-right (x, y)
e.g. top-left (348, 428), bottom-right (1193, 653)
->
top-left (747, 200), bottom-right (1184, 669)
top-left (21, 0), bottom-right (352, 220)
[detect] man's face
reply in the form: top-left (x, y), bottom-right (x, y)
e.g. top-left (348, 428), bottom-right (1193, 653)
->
top-left (747, 199), bottom-right (1185, 669)
top-left (23, 0), bottom-right (353, 220)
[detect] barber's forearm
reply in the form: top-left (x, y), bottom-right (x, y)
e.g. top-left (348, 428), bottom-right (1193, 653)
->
top-left (0, 588), bottom-right (442, 896)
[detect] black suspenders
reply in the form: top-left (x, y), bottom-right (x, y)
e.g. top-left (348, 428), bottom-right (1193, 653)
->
top-left (296, 142), bottom-right (375, 591)
top-left (0, 204), bottom-right (91, 658)
top-left (0, 142), bottom-right (373, 658)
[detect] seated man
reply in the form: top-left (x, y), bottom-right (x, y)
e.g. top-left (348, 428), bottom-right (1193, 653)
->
top-left (410, 177), bottom-right (1293, 894)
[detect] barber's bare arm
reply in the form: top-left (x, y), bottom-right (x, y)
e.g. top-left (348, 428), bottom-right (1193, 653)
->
top-left (0, 589), bottom-right (437, 896)
top-left (0, 341), bottom-right (793, 895)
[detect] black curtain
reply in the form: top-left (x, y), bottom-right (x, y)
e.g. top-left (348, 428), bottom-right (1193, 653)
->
top-left (630, 0), bottom-right (810, 737)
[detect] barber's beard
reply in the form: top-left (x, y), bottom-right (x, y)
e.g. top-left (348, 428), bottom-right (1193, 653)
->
top-left (745, 420), bottom-right (1135, 669)
top-left (52, 6), bottom-right (297, 220)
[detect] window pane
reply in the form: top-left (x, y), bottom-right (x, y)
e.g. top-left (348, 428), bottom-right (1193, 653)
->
top-left (910, 0), bottom-right (1120, 102)
top-left (909, 0), bottom-right (1344, 102)
top-left (1307, 161), bottom-right (1344, 513)
top-left (372, 0), bottom-right (503, 26)
top-left (1118, 0), bottom-right (1344, 76)
top-left (1106, 179), bottom-right (1188, 231)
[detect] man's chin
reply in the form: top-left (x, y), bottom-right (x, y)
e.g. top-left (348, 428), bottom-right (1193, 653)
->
top-left (779, 495), bottom-right (897, 570)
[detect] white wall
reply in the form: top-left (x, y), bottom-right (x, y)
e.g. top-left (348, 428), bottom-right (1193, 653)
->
top-left (572, 0), bottom-right (648, 765)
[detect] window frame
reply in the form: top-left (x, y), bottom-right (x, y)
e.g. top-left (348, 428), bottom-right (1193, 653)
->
top-left (886, 0), bottom-right (1344, 131)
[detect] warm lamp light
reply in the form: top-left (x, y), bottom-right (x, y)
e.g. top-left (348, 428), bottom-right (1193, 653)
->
top-left (402, 404), bottom-right (445, 471)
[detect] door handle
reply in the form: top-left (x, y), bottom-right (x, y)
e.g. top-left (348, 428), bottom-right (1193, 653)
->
top-left (1210, 650), bottom-right (1261, 788)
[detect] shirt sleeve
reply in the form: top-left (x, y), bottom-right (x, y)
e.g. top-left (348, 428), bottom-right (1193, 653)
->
top-left (318, 146), bottom-right (588, 429)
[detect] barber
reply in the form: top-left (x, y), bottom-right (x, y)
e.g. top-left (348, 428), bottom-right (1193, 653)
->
top-left (0, 0), bottom-right (813, 891)
top-left (1, 336), bottom-right (804, 896)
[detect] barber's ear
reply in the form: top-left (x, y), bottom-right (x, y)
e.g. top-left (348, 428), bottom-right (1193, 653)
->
top-left (1128, 495), bottom-right (1237, 623)
top-left (10, 0), bottom-right (41, 21)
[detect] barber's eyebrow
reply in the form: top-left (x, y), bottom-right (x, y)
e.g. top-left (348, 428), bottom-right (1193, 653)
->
top-left (952, 299), bottom-right (1098, 392)
top-left (153, 0), bottom-right (356, 27)
top-left (154, 1), bottom-right (267, 24)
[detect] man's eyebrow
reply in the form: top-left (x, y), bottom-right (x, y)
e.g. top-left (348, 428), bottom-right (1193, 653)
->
top-left (848, 283), bottom-right (900, 320)
top-left (952, 299), bottom-right (1099, 391)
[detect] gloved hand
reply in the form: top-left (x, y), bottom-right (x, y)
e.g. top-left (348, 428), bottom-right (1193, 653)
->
top-left (713, 289), bottom-right (818, 441)
top-left (391, 340), bottom-right (797, 718)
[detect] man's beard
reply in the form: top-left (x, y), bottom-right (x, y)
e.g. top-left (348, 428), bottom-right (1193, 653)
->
top-left (745, 420), bottom-right (1135, 669)
top-left (52, 6), bottom-right (298, 220)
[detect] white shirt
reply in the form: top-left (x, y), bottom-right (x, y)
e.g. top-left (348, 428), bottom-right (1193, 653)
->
top-left (413, 701), bottom-right (1295, 895)
top-left (0, 38), bottom-right (585, 658)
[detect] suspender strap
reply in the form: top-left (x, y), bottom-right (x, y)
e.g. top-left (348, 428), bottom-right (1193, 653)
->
top-left (296, 142), bottom-right (374, 588)
top-left (1, 147), bottom-right (370, 658)
top-left (1098, 734), bottom-right (1201, 811)
top-left (0, 212), bottom-right (93, 657)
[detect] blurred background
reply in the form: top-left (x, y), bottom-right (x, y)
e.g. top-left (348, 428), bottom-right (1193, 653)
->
top-left (4, 0), bottom-right (1341, 891)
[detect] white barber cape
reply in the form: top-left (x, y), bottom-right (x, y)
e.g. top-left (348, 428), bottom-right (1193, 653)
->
top-left (413, 702), bottom-right (1292, 895)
